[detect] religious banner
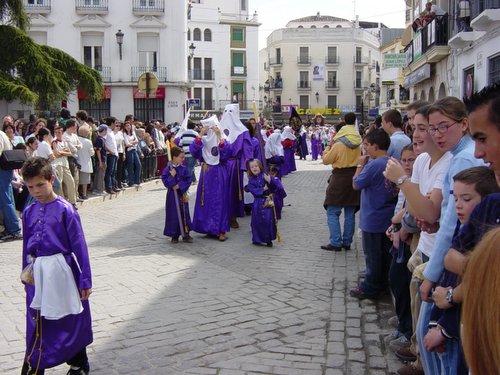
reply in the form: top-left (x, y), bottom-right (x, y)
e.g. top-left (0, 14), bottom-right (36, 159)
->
top-left (312, 64), bottom-right (324, 80)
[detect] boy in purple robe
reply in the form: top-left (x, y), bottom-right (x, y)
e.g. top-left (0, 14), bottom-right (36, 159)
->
top-left (219, 103), bottom-right (254, 228)
top-left (190, 116), bottom-right (232, 241)
top-left (21, 157), bottom-right (93, 375)
top-left (161, 147), bottom-right (193, 243)
top-left (245, 159), bottom-right (278, 247)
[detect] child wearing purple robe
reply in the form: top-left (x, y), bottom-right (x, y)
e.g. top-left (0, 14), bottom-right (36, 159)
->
top-left (265, 131), bottom-right (285, 179)
top-left (245, 159), bottom-right (278, 247)
top-left (161, 147), bottom-right (193, 243)
top-left (20, 157), bottom-right (93, 375)
top-left (190, 117), bottom-right (232, 241)
top-left (269, 166), bottom-right (287, 220)
top-left (281, 126), bottom-right (297, 175)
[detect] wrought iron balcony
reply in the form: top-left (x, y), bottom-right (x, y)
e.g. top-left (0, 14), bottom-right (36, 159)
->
top-left (75, 0), bottom-right (108, 14)
top-left (132, 0), bottom-right (164, 15)
top-left (325, 81), bottom-right (340, 90)
top-left (131, 66), bottom-right (167, 82)
top-left (95, 66), bottom-right (111, 82)
top-left (189, 69), bottom-right (215, 81)
top-left (23, 0), bottom-right (51, 13)
top-left (297, 81), bottom-right (311, 90)
top-left (297, 56), bottom-right (311, 65)
top-left (325, 56), bottom-right (339, 65)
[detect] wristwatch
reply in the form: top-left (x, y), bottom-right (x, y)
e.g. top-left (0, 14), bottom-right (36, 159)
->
top-left (445, 288), bottom-right (455, 306)
top-left (396, 175), bottom-right (409, 187)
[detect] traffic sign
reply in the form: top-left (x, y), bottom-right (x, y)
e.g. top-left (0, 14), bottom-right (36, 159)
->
top-left (188, 98), bottom-right (201, 107)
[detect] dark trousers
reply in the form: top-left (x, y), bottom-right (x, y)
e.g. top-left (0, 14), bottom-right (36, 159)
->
top-left (116, 152), bottom-right (126, 188)
top-left (21, 348), bottom-right (88, 375)
top-left (360, 231), bottom-right (392, 296)
top-left (389, 244), bottom-right (413, 338)
top-left (104, 154), bottom-right (117, 189)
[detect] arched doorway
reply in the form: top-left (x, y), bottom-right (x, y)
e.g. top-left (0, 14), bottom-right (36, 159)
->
top-left (428, 87), bottom-right (435, 103)
top-left (438, 83), bottom-right (446, 99)
top-left (420, 90), bottom-right (426, 101)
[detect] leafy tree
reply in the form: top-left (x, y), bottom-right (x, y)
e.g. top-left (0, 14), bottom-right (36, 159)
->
top-left (0, 0), bottom-right (103, 107)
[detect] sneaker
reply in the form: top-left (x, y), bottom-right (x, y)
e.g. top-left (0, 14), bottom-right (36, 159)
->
top-left (395, 347), bottom-right (417, 362)
top-left (0, 231), bottom-right (22, 242)
top-left (183, 235), bottom-right (193, 243)
top-left (349, 286), bottom-right (379, 300)
top-left (105, 188), bottom-right (113, 194)
top-left (388, 315), bottom-right (399, 328)
top-left (76, 197), bottom-right (84, 202)
top-left (396, 364), bottom-right (424, 375)
top-left (384, 330), bottom-right (404, 343)
top-left (321, 244), bottom-right (342, 251)
top-left (112, 187), bottom-right (121, 193)
top-left (389, 335), bottom-right (411, 351)
top-left (81, 195), bottom-right (89, 200)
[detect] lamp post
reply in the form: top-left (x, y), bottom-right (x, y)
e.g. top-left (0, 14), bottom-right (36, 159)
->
top-left (315, 92), bottom-right (319, 103)
top-left (115, 29), bottom-right (124, 60)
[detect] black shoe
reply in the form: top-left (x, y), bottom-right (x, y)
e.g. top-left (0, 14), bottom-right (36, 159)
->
top-left (112, 187), bottom-right (121, 193)
top-left (105, 188), bottom-right (113, 194)
top-left (349, 287), bottom-right (379, 300)
top-left (67, 366), bottom-right (89, 375)
top-left (342, 244), bottom-right (351, 250)
top-left (0, 231), bottom-right (22, 242)
top-left (183, 235), bottom-right (193, 243)
top-left (266, 242), bottom-right (273, 247)
top-left (321, 244), bottom-right (342, 251)
top-left (395, 347), bottom-right (417, 362)
top-left (171, 237), bottom-right (179, 244)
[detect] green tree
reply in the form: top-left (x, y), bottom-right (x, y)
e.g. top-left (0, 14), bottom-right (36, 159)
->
top-left (0, 0), bottom-right (103, 107)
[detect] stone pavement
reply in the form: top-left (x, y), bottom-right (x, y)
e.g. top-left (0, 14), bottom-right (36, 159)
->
top-left (0, 159), bottom-right (403, 375)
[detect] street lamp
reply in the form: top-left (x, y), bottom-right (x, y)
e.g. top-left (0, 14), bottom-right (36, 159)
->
top-left (189, 43), bottom-right (196, 59)
top-left (115, 29), bottom-right (124, 60)
top-left (315, 92), bottom-right (319, 103)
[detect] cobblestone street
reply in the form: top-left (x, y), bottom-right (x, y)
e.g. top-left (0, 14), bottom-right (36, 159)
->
top-left (0, 160), bottom-right (401, 375)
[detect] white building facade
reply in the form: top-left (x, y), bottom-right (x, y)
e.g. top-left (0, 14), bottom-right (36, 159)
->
top-left (187, 0), bottom-right (260, 120)
top-left (260, 13), bottom-right (382, 123)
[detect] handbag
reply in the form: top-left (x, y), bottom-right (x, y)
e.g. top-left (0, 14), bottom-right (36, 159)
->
top-left (0, 149), bottom-right (27, 170)
top-left (20, 262), bottom-right (35, 285)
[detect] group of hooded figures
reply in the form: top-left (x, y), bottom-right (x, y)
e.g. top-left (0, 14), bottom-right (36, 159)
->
top-left (159, 104), bottom-right (320, 247)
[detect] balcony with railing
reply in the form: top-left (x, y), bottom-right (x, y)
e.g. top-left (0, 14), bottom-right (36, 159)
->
top-left (404, 14), bottom-right (450, 70)
top-left (471, 0), bottom-right (500, 31)
top-left (354, 80), bottom-right (369, 90)
top-left (23, 0), bottom-right (51, 13)
top-left (95, 66), bottom-right (111, 82)
top-left (325, 81), bottom-right (340, 90)
top-left (132, 0), bottom-right (165, 16)
top-left (297, 56), bottom-right (311, 65)
top-left (189, 69), bottom-right (215, 81)
top-left (325, 56), bottom-right (339, 65)
top-left (269, 57), bottom-right (282, 65)
top-left (131, 66), bottom-right (167, 82)
top-left (231, 66), bottom-right (247, 77)
top-left (353, 56), bottom-right (369, 65)
top-left (297, 80), bottom-right (311, 90)
top-left (75, 0), bottom-right (108, 14)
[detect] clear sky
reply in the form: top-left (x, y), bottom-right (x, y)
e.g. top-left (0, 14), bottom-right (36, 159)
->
top-left (250, 0), bottom-right (407, 49)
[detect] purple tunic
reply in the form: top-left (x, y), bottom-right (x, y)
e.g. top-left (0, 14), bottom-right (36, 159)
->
top-left (282, 142), bottom-right (297, 175)
top-left (226, 132), bottom-right (254, 218)
top-left (161, 163), bottom-right (192, 237)
top-left (190, 140), bottom-right (231, 236)
top-left (251, 136), bottom-right (264, 165)
top-left (270, 176), bottom-right (287, 220)
top-left (22, 197), bottom-right (93, 370)
top-left (299, 133), bottom-right (309, 158)
top-left (266, 155), bottom-right (285, 180)
top-left (311, 137), bottom-right (319, 160)
top-left (245, 173), bottom-right (277, 244)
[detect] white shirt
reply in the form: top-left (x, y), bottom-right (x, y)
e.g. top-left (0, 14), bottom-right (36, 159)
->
top-left (105, 129), bottom-right (118, 156)
top-left (431, 4), bottom-right (446, 16)
top-left (33, 141), bottom-right (53, 159)
top-left (114, 130), bottom-right (125, 154)
top-left (411, 152), bottom-right (453, 257)
top-left (62, 132), bottom-right (82, 158)
top-left (77, 136), bottom-right (94, 174)
top-left (0, 130), bottom-right (12, 154)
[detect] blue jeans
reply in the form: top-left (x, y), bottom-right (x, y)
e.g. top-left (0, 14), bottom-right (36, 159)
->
top-left (126, 149), bottom-right (141, 185)
top-left (417, 301), bottom-right (442, 375)
top-left (359, 231), bottom-right (392, 296)
top-left (186, 156), bottom-right (196, 183)
top-left (326, 205), bottom-right (356, 247)
top-left (105, 154), bottom-right (117, 189)
top-left (0, 168), bottom-right (21, 234)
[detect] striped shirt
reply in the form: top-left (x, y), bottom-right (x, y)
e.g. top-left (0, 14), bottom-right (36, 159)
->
top-left (179, 129), bottom-right (198, 157)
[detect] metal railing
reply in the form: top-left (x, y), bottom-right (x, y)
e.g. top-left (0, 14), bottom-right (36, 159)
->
top-left (132, 0), bottom-right (164, 13)
top-left (95, 66), bottom-right (111, 82)
top-left (297, 80), bottom-right (311, 89)
top-left (75, 0), bottom-right (108, 12)
top-left (405, 15), bottom-right (449, 66)
top-left (471, 0), bottom-right (500, 19)
top-left (354, 56), bottom-right (369, 64)
top-left (325, 56), bottom-right (339, 64)
top-left (297, 56), bottom-right (311, 64)
top-left (354, 80), bottom-right (369, 89)
top-left (189, 69), bottom-right (215, 81)
top-left (23, 0), bottom-right (51, 11)
top-left (325, 81), bottom-right (339, 89)
top-left (269, 57), bottom-right (282, 65)
top-left (231, 66), bottom-right (247, 76)
top-left (131, 66), bottom-right (167, 82)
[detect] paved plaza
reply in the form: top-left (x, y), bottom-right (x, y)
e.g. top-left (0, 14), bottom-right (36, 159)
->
top-left (0, 160), bottom-right (402, 375)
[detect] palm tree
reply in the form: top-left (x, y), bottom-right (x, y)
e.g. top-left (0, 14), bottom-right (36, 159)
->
top-left (0, 0), bottom-right (103, 107)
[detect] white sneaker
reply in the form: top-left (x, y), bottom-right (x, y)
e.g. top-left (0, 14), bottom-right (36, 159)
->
top-left (384, 330), bottom-right (403, 343)
top-left (389, 335), bottom-right (411, 351)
